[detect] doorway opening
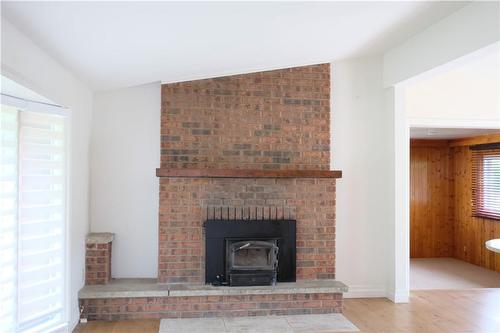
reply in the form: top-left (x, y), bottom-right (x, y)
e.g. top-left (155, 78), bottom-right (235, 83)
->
top-left (409, 128), bottom-right (500, 290)
top-left (395, 42), bottom-right (500, 294)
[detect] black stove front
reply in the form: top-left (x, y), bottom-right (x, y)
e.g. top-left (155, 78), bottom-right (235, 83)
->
top-left (204, 217), bottom-right (296, 286)
top-left (226, 239), bottom-right (279, 286)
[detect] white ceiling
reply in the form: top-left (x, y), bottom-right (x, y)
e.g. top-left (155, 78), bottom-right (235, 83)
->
top-left (410, 128), bottom-right (500, 140)
top-left (1, 1), bottom-right (468, 91)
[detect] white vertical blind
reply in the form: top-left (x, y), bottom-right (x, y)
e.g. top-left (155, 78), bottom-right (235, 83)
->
top-left (0, 106), bottom-right (19, 333)
top-left (0, 104), bottom-right (67, 333)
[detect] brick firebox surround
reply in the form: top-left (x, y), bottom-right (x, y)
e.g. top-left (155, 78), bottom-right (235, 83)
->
top-left (158, 63), bottom-right (336, 284)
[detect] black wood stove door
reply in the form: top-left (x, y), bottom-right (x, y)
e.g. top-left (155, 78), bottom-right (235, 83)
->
top-left (227, 240), bottom-right (278, 271)
top-left (204, 219), bottom-right (296, 286)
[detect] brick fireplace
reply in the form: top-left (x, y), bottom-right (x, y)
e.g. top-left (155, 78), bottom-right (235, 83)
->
top-left (158, 63), bottom-right (337, 284)
top-left (79, 63), bottom-right (345, 321)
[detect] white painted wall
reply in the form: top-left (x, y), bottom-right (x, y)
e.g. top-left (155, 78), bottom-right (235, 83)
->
top-left (331, 57), bottom-right (394, 298)
top-left (405, 44), bottom-right (500, 126)
top-left (91, 83), bottom-right (160, 278)
top-left (1, 18), bottom-right (93, 330)
top-left (383, 1), bottom-right (500, 87)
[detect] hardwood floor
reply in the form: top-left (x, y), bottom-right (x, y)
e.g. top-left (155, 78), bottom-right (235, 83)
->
top-left (74, 289), bottom-right (500, 333)
top-left (343, 289), bottom-right (500, 333)
top-left (73, 319), bottom-right (160, 333)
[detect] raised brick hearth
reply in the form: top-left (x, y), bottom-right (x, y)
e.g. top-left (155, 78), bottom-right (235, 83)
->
top-left (79, 279), bottom-right (346, 320)
top-left (81, 293), bottom-right (343, 320)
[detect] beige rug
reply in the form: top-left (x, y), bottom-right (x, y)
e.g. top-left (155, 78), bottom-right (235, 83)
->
top-left (411, 257), bottom-right (500, 290)
top-left (159, 313), bottom-right (359, 333)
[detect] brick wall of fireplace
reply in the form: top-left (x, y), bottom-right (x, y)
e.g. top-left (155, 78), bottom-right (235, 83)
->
top-left (160, 64), bottom-right (330, 170)
top-left (158, 63), bottom-right (335, 284)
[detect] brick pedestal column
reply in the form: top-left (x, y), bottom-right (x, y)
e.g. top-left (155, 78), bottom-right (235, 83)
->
top-left (85, 233), bottom-right (114, 285)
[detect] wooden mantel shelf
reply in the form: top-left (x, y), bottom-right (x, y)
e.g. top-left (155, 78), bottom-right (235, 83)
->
top-left (156, 168), bottom-right (342, 179)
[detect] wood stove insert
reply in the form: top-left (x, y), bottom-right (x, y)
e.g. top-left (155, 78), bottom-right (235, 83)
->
top-left (204, 210), bottom-right (296, 286)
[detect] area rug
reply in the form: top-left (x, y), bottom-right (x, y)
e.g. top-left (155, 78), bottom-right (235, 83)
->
top-left (159, 313), bottom-right (359, 333)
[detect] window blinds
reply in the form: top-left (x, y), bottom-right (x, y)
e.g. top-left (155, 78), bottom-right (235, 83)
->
top-left (0, 106), bottom-right (19, 333)
top-left (0, 105), bottom-right (67, 333)
top-left (472, 146), bottom-right (500, 220)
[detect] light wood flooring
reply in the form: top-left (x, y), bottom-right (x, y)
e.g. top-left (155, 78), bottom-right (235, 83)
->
top-left (74, 289), bottom-right (500, 333)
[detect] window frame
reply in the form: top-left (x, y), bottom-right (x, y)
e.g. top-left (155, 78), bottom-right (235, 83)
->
top-left (471, 143), bottom-right (500, 221)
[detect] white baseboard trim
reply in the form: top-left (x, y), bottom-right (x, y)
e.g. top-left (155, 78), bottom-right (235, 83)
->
top-left (343, 285), bottom-right (387, 298)
top-left (387, 289), bottom-right (410, 303)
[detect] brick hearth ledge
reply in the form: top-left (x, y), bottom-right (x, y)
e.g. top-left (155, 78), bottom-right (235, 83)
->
top-left (79, 279), bottom-right (348, 299)
top-left (78, 279), bottom-right (347, 320)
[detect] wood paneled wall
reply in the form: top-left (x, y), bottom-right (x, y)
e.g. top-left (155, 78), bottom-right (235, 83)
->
top-left (452, 146), bottom-right (500, 273)
top-left (410, 137), bottom-right (500, 273)
top-left (410, 141), bottom-right (454, 257)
